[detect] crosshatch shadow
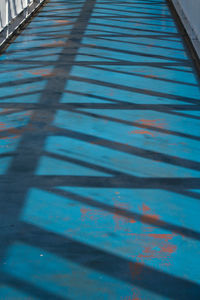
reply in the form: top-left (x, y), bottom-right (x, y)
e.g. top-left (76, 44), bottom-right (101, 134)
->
top-left (0, 0), bottom-right (200, 299)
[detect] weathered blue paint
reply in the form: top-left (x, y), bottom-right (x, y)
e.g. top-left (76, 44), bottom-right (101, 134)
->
top-left (0, 0), bottom-right (200, 299)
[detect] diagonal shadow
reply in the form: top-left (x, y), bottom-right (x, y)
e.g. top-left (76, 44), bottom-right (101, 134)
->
top-left (0, 0), bottom-right (200, 299)
top-left (44, 185), bottom-right (200, 241)
top-left (17, 222), bottom-right (200, 300)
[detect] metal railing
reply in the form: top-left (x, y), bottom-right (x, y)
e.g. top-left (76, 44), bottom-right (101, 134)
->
top-left (0, 0), bottom-right (45, 46)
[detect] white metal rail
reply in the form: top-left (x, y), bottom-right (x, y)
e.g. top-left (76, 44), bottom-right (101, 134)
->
top-left (0, 0), bottom-right (45, 46)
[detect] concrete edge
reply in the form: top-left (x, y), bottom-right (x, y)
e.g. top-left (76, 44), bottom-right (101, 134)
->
top-left (171, 0), bottom-right (200, 60)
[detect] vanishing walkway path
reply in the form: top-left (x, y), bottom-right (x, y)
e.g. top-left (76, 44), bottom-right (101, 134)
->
top-left (0, 0), bottom-right (200, 299)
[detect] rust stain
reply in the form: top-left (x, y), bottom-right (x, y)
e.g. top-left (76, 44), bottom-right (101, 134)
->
top-left (129, 261), bottom-right (143, 280)
top-left (129, 118), bottom-right (166, 137)
top-left (113, 199), bottom-right (135, 231)
top-left (41, 40), bottom-right (66, 48)
top-left (137, 246), bottom-right (155, 259)
top-left (122, 288), bottom-right (141, 300)
top-left (54, 20), bottom-right (70, 24)
top-left (16, 84), bottom-right (38, 93)
top-left (129, 219), bottom-right (136, 224)
top-left (29, 68), bottom-right (65, 77)
top-left (147, 233), bottom-right (175, 242)
top-left (80, 206), bottom-right (109, 222)
top-left (80, 207), bottom-right (91, 221)
top-left (144, 74), bottom-right (157, 79)
top-left (129, 204), bottom-right (178, 272)
top-left (142, 203), bottom-right (150, 213)
top-left (141, 203), bottom-right (160, 227)
top-left (0, 135), bottom-right (19, 140)
top-left (143, 214), bottom-right (160, 224)
top-left (132, 129), bottom-right (155, 136)
top-left (161, 245), bottom-right (177, 253)
top-left (1, 127), bottom-right (25, 136)
top-left (21, 111), bottom-right (32, 116)
top-left (122, 295), bottom-right (140, 300)
top-left (0, 122), bottom-right (21, 140)
top-left (90, 140), bottom-right (102, 145)
top-left (29, 69), bottom-right (52, 77)
top-left (139, 119), bottom-right (166, 128)
top-left (0, 122), bottom-right (6, 130)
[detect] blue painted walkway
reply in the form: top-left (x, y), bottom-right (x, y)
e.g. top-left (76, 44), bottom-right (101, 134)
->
top-left (0, 0), bottom-right (200, 299)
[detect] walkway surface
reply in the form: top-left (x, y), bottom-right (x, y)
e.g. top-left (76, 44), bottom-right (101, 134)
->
top-left (0, 0), bottom-right (200, 299)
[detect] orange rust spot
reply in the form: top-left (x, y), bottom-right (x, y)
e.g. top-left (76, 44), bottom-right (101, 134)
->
top-left (139, 119), bottom-right (166, 128)
top-left (131, 129), bottom-right (155, 136)
top-left (41, 40), bottom-right (66, 48)
top-left (80, 208), bottom-right (88, 215)
top-left (161, 245), bottom-right (177, 254)
top-left (122, 297), bottom-right (140, 300)
top-left (137, 253), bottom-right (153, 259)
top-left (143, 247), bottom-right (152, 253)
top-left (122, 289), bottom-right (140, 300)
top-left (130, 118), bottom-right (166, 137)
top-left (145, 214), bottom-right (160, 221)
top-left (30, 67), bottom-right (64, 77)
top-left (129, 219), bottom-right (136, 224)
top-left (21, 111), bottom-right (32, 116)
top-left (0, 135), bottom-right (19, 140)
top-left (113, 201), bottom-right (131, 231)
top-left (138, 247), bottom-right (156, 259)
top-left (141, 204), bottom-right (160, 226)
top-left (142, 203), bottom-right (150, 213)
top-left (147, 234), bottom-right (174, 242)
top-left (127, 233), bottom-right (138, 236)
top-left (29, 69), bottom-right (52, 76)
top-left (55, 20), bottom-right (70, 24)
top-left (80, 207), bottom-right (108, 222)
top-left (151, 214), bottom-right (160, 220)
top-left (90, 140), bottom-right (101, 145)
top-left (144, 75), bottom-right (157, 79)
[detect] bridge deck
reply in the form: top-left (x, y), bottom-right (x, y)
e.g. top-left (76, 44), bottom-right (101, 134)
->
top-left (0, 0), bottom-right (200, 299)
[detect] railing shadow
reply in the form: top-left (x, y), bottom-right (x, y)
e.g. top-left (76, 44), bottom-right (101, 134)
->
top-left (0, 0), bottom-right (200, 299)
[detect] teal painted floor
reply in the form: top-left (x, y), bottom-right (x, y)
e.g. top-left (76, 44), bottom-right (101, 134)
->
top-left (0, 0), bottom-right (200, 299)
